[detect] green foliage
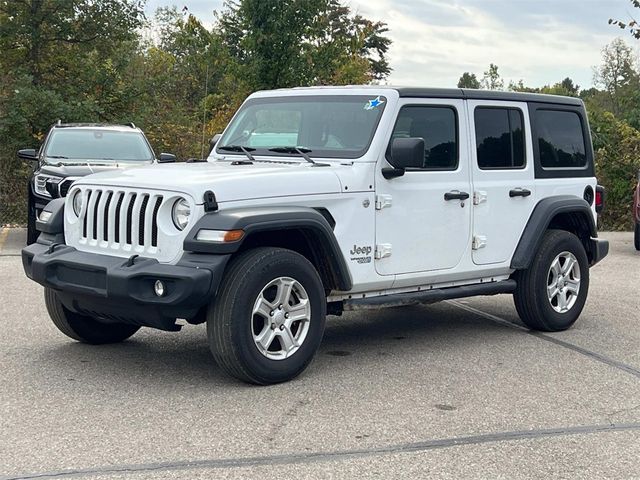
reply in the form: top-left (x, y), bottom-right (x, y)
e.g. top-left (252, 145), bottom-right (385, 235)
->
top-left (457, 72), bottom-right (480, 89)
top-left (217, 0), bottom-right (391, 90)
top-left (481, 63), bottom-right (504, 90)
top-left (588, 108), bottom-right (640, 230)
top-left (509, 77), bottom-right (580, 97)
top-left (0, 0), bottom-right (391, 224)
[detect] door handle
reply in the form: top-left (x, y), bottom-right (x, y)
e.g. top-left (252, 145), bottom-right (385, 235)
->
top-left (509, 188), bottom-right (532, 198)
top-left (444, 190), bottom-right (470, 201)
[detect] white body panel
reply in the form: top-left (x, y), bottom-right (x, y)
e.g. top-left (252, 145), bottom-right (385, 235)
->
top-left (374, 98), bottom-right (472, 275)
top-left (60, 86), bottom-right (598, 299)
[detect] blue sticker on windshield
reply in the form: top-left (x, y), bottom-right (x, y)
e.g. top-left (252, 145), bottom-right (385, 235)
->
top-left (364, 96), bottom-right (384, 110)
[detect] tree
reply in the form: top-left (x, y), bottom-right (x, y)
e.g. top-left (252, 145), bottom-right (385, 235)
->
top-left (481, 63), bottom-right (504, 90)
top-left (216, 0), bottom-right (391, 90)
top-left (593, 38), bottom-right (640, 118)
top-left (609, 0), bottom-right (640, 39)
top-left (457, 72), bottom-right (480, 89)
top-left (0, 0), bottom-right (146, 224)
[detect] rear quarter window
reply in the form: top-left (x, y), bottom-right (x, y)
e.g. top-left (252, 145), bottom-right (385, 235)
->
top-left (535, 110), bottom-right (587, 169)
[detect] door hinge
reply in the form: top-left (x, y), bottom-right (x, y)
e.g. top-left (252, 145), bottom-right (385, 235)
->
top-left (375, 194), bottom-right (392, 210)
top-left (473, 191), bottom-right (488, 205)
top-left (375, 243), bottom-right (392, 259)
top-left (472, 235), bottom-right (487, 250)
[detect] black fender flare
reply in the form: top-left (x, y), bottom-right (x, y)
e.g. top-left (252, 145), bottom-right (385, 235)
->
top-left (184, 206), bottom-right (352, 291)
top-left (510, 195), bottom-right (597, 270)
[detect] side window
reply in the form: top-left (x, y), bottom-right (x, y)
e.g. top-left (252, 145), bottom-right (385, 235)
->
top-left (388, 106), bottom-right (458, 170)
top-left (535, 110), bottom-right (586, 169)
top-left (475, 107), bottom-right (525, 169)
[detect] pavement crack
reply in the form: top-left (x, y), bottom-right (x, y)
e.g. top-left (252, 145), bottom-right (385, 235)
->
top-left (2, 422), bottom-right (640, 480)
top-left (447, 300), bottom-right (640, 381)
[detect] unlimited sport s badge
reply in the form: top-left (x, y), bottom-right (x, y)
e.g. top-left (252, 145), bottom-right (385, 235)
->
top-left (349, 244), bottom-right (372, 264)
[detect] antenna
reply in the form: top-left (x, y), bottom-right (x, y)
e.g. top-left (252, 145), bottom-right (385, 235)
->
top-left (200, 62), bottom-right (209, 160)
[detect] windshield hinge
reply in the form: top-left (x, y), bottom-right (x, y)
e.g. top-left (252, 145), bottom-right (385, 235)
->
top-left (203, 191), bottom-right (218, 212)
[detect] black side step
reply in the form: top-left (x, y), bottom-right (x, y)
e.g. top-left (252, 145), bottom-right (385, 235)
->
top-left (342, 280), bottom-right (517, 312)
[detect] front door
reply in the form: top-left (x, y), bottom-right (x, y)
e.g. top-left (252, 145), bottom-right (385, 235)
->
top-left (375, 99), bottom-right (472, 276)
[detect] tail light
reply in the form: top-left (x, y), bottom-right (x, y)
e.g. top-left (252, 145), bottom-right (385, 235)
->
top-left (595, 185), bottom-right (605, 214)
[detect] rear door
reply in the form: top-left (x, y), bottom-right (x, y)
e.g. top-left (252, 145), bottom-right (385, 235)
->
top-left (468, 100), bottom-right (536, 265)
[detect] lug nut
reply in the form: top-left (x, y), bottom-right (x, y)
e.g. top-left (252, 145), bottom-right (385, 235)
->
top-left (271, 323), bottom-right (276, 330)
top-left (278, 304), bottom-right (283, 310)
top-left (279, 325), bottom-right (285, 331)
top-left (284, 313), bottom-right (289, 319)
top-left (269, 311), bottom-right (274, 316)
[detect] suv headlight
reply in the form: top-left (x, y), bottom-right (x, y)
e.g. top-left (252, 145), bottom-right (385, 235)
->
top-left (172, 198), bottom-right (191, 230)
top-left (34, 174), bottom-right (61, 198)
top-left (72, 190), bottom-right (83, 216)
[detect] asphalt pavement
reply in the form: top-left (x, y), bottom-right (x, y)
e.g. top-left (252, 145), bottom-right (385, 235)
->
top-left (0, 229), bottom-right (638, 479)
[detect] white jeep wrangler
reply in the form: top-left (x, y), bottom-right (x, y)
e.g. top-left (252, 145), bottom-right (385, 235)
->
top-left (23, 87), bottom-right (609, 384)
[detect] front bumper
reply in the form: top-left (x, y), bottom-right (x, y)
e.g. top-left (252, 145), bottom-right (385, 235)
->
top-left (589, 237), bottom-right (609, 266)
top-left (22, 242), bottom-right (229, 330)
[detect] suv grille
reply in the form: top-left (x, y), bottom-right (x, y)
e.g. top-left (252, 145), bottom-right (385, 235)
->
top-left (79, 188), bottom-right (163, 249)
top-left (58, 179), bottom-right (74, 197)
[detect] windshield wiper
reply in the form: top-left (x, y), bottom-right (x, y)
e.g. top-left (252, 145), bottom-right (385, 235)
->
top-left (46, 155), bottom-right (68, 159)
top-left (268, 147), bottom-right (328, 166)
top-left (218, 145), bottom-right (256, 162)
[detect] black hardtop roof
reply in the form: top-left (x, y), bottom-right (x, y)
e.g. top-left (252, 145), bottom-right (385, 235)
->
top-left (395, 87), bottom-right (583, 106)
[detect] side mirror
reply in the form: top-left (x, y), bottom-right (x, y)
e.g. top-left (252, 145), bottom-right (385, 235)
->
top-left (158, 153), bottom-right (177, 163)
top-left (382, 138), bottom-right (425, 179)
top-left (18, 148), bottom-right (38, 162)
top-left (209, 134), bottom-right (222, 152)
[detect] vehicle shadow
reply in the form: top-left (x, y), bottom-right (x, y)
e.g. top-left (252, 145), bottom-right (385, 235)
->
top-left (39, 301), bottom-right (521, 389)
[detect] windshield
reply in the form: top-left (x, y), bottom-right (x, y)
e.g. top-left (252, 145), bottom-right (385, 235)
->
top-left (44, 129), bottom-right (154, 163)
top-left (217, 95), bottom-right (387, 159)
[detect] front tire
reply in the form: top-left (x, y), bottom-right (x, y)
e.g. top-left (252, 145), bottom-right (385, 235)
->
top-left (44, 288), bottom-right (140, 344)
top-left (634, 222), bottom-right (640, 251)
top-left (513, 230), bottom-right (589, 332)
top-left (26, 193), bottom-right (39, 245)
top-left (207, 247), bottom-right (326, 385)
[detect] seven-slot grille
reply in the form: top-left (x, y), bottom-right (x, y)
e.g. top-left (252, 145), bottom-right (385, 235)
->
top-left (79, 188), bottom-right (163, 249)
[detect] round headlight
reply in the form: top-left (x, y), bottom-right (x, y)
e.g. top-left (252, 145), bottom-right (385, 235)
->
top-left (172, 198), bottom-right (191, 230)
top-left (72, 190), bottom-right (83, 217)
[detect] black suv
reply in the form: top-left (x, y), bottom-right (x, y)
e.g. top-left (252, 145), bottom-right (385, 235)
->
top-left (19, 123), bottom-right (176, 244)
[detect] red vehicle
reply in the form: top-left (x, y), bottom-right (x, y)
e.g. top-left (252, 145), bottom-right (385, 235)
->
top-left (635, 170), bottom-right (640, 250)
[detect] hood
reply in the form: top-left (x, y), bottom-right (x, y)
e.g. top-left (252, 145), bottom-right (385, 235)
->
top-left (73, 160), bottom-right (344, 203)
top-left (39, 161), bottom-right (152, 177)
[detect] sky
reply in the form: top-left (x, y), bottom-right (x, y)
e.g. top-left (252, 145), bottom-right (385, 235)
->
top-left (145, 0), bottom-right (639, 89)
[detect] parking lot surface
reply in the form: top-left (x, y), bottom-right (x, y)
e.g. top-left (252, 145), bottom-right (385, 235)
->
top-left (0, 229), bottom-right (638, 479)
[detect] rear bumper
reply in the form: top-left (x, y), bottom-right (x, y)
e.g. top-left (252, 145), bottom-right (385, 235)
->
top-left (22, 242), bottom-right (229, 330)
top-left (589, 238), bottom-right (609, 266)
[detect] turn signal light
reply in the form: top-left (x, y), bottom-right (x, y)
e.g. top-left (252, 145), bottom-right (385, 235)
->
top-left (196, 229), bottom-right (245, 243)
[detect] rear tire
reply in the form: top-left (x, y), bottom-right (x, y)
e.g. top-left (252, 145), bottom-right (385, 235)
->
top-left (634, 222), bottom-right (640, 251)
top-left (44, 288), bottom-right (140, 344)
top-left (207, 247), bottom-right (326, 385)
top-left (513, 230), bottom-right (589, 332)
